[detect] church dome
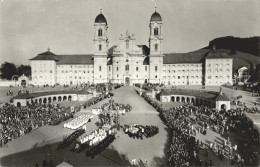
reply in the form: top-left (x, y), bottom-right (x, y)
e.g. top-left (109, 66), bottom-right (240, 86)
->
top-left (150, 12), bottom-right (162, 22)
top-left (95, 13), bottom-right (107, 25)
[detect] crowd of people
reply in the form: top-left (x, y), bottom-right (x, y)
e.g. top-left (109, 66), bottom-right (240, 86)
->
top-left (141, 92), bottom-right (260, 166)
top-left (57, 129), bottom-right (85, 149)
top-left (0, 82), bottom-right (123, 147)
top-left (134, 83), bottom-right (164, 91)
top-left (123, 124), bottom-right (159, 139)
top-left (70, 83), bottom-right (123, 93)
top-left (0, 103), bottom-right (74, 146)
top-left (80, 92), bottom-right (114, 109)
top-left (85, 134), bottom-right (116, 158)
top-left (101, 101), bottom-right (132, 113)
top-left (77, 128), bottom-right (107, 145)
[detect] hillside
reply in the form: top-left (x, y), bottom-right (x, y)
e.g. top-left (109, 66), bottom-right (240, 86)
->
top-left (207, 36), bottom-right (260, 57)
top-left (164, 48), bottom-right (260, 70)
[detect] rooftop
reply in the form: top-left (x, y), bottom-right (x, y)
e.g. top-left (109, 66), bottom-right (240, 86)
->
top-left (94, 13), bottom-right (107, 25)
top-left (161, 89), bottom-right (230, 101)
top-left (56, 55), bottom-right (94, 65)
top-left (150, 11), bottom-right (162, 22)
top-left (14, 90), bottom-right (91, 99)
top-left (30, 51), bottom-right (59, 61)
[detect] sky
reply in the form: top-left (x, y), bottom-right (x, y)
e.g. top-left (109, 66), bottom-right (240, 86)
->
top-left (0, 0), bottom-right (259, 65)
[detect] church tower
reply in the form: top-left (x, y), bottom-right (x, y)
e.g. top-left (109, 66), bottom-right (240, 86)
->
top-left (149, 8), bottom-right (164, 84)
top-left (149, 8), bottom-right (163, 55)
top-left (93, 10), bottom-right (109, 83)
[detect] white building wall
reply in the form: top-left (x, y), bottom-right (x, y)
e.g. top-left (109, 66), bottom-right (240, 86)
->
top-left (162, 63), bottom-right (203, 85)
top-left (111, 55), bottom-right (148, 85)
top-left (56, 64), bottom-right (94, 85)
top-left (31, 60), bottom-right (56, 85)
top-left (205, 58), bottom-right (233, 86)
top-left (94, 56), bottom-right (108, 84)
top-left (149, 56), bottom-right (163, 84)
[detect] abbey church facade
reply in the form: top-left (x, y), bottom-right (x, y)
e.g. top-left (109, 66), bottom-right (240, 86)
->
top-left (30, 10), bottom-right (233, 86)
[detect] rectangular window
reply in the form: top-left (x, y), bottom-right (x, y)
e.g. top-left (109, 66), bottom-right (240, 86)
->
top-left (136, 67), bottom-right (138, 71)
top-left (99, 66), bottom-right (101, 71)
top-left (109, 66), bottom-right (111, 71)
top-left (155, 66), bottom-right (158, 72)
top-left (145, 66), bottom-right (147, 71)
top-left (117, 67), bottom-right (119, 71)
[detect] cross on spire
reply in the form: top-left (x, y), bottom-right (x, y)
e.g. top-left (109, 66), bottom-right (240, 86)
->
top-left (154, 0), bottom-right (157, 12)
top-left (47, 47), bottom-right (50, 52)
top-left (100, 8), bottom-right (102, 14)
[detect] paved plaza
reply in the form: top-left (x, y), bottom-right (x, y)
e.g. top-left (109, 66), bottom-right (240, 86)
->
top-left (0, 86), bottom-right (168, 166)
top-left (0, 85), bottom-right (260, 166)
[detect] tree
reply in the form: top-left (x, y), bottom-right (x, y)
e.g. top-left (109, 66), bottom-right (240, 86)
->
top-left (0, 62), bottom-right (17, 80)
top-left (255, 64), bottom-right (260, 82)
top-left (16, 65), bottom-right (31, 77)
top-left (249, 64), bottom-right (255, 76)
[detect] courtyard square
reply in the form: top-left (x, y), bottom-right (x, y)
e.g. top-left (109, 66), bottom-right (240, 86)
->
top-left (0, 1), bottom-right (259, 166)
top-left (0, 86), bottom-right (168, 167)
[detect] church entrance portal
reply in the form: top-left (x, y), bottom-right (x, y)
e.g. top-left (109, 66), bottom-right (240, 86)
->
top-left (125, 77), bottom-right (130, 85)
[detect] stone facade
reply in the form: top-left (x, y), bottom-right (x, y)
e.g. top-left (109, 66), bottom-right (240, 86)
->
top-left (205, 57), bottom-right (233, 86)
top-left (30, 10), bottom-right (233, 86)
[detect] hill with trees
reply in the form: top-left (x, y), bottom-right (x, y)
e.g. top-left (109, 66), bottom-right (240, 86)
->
top-left (207, 36), bottom-right (260, 57)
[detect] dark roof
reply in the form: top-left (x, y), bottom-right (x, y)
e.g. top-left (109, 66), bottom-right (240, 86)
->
top-left (143, 56), bottom-right (149, 65)
top-left (14, 90), bottom-right (91, 99)
top-left (95, 13), bottom-right (107, 25)
top-left (163, 52), bottom-right (206, 64)
top-left (151, 12), bottom-right (162, 22)
top-left (160, 89), bottom-right (171, 96)
top-left (30, 51), bottom-right (59, 61)
top-left (137, 45), bottom-right (150, 56)
top-left (56, 55), bottom-right (94, 65)
top-left (205, 50), bottom-right (232, 59)
top-left (215, 93), bottom-right (230, 101)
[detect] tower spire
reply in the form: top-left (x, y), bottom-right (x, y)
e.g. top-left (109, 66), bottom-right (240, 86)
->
top-left (154, 0), bottom-right (157, 12)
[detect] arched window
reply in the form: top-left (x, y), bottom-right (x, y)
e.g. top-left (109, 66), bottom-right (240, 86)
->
top-left (155, 44), bottom-right (158, 51)
top-left (126, 40), bottom-right (129, 49)
top-left (99, 44), bottom-right (102, 51)
top-left (98, 29), bottom-right (102, 36)
top-left (125, 64), bottom-right (129, 71)
top-left (154, 28), bottom-right (159, 35)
